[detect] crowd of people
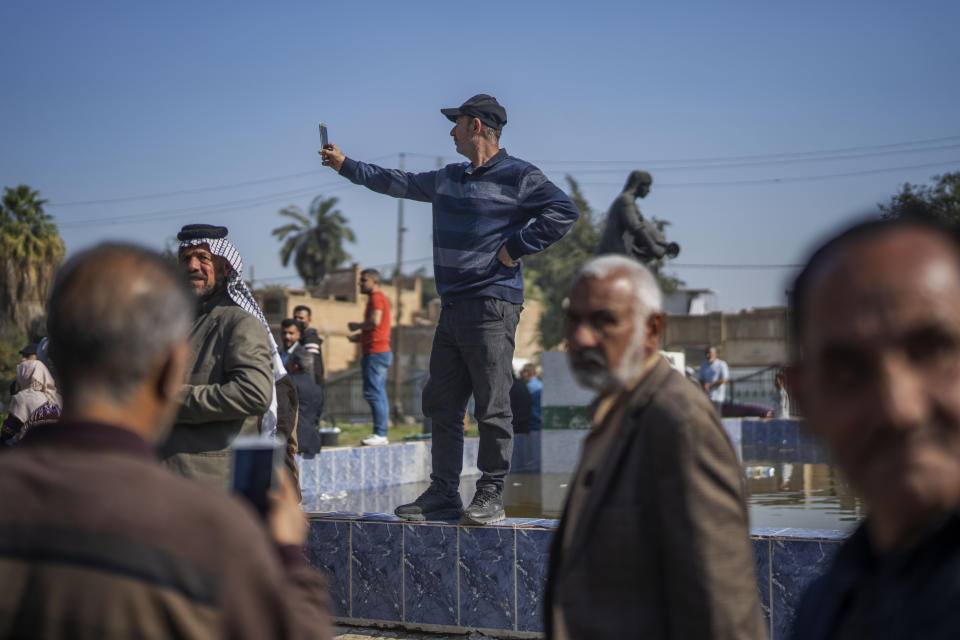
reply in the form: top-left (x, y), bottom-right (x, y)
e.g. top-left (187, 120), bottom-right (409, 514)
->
top-left (2, 91), bottom-right (957, 639)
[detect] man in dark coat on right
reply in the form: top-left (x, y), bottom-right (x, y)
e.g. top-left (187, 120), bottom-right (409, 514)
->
top-left (788, 214), bottom-right (960, 639)
top-left (546, 255), bottom-right (765, 639)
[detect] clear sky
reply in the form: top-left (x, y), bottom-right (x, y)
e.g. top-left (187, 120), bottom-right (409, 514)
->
top-left (3, 0), bottom-right (958, 312)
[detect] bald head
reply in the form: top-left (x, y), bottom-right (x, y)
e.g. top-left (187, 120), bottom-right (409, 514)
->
top-left (48, 243), bottom-right (194, 405)
top-left (790, 218), bottom-right (960, 550)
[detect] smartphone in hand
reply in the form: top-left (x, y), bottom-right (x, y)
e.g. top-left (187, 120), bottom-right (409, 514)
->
top-left (319, 122), bottom-right (329, 149)
top-left (231, 435), bottom-right (282, 518)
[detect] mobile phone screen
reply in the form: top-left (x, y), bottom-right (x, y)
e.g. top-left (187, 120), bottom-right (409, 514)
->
top-left (231, 436), bottom-right (280, 518)
top-left (319, 122), bottom-right (328, 148)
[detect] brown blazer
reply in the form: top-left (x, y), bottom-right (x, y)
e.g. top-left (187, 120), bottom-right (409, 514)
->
top-left (545, 358), bottom-right (767, 639)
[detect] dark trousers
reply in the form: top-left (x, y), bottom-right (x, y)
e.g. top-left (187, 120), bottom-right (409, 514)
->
top-left (422, 297), bottom-right (521, 495)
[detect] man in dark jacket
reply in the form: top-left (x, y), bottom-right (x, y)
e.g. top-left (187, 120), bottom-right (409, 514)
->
top-left (788, 215), bottom-right (960, 640)
top-left (546, 255), bottom-right (764, 639)
top-left (0, 243), bottom-right (331, 639)
top-left (294, 305), bottom-right (326, 386)
top-left (289, 352), bottom-right (324, 455)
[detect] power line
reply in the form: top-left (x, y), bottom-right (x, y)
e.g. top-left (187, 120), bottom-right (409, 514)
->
top-left (57, 181), bottom-right (355, 229)
top-left (407, 134), bottom-right (960, 166)
top-left (46, 135), bottom-right (960, 210)
top-left (254, 258), bottom-right (801, 286)
top-left (559, 143), bottom-right (960, 174)
top-left (49, 153), bottom-right (398, 207)
top-left (54, 158), bottom-right (959, 230)
top-left (49, 152), bottom-right (960, 231)
top-left (580, 159), bottom-right (960, 188)
top-left (256, 255), bottom-right (434, 283)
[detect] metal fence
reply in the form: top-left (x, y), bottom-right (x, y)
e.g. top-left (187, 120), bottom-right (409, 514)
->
top-left (728, 365), bottom-right (780, 410)
top-left (322, 369), bottom-right (428, 425)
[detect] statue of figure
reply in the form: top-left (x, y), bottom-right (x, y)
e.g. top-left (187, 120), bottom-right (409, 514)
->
top-left (595, 170), bottom-right (679, 272)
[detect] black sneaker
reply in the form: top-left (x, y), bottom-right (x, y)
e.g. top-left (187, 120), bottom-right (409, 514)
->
top-left (461, 486), bottom-right (505, 525)
top-left (394, 485), bottom-right (464, 521)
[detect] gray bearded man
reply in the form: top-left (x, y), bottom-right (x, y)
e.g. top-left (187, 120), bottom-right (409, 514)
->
top-left (545, 255), bottom-right (764, 639)
top-left (160, 224), bottom-right (286, 488)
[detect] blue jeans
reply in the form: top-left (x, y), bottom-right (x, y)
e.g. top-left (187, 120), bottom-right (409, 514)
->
top-left (362, 351), bottom-right (392, 436)
top-left (422, 297), bottom-right (522, 495)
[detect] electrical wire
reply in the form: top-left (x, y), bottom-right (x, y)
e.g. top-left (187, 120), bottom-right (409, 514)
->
top-left (57, 181), bottom-right (355, 229)
top-left (49, 153), bottom-right (397, 207)
top-left (48, 135), bottom-right (959, 207)
top-left (579, 159), bottom-right (960, 188)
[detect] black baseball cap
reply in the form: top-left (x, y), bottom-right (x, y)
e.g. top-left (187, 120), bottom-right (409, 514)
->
top-left (441, 94), bottom-right (507, 130)
top-left (19, 344), bottom-right (37, 357)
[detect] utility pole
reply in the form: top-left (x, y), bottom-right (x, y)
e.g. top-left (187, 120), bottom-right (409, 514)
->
top-left (392, 152), bottom-right (406, 423)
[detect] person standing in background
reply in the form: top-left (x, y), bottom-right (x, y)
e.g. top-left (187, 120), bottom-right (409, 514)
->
top-left (348, 268), bottom-right (392, 446)
top-left (521, 363), bottom-right (542, 431)
top-left (698, 346), bottom-right (729, 415)
top-left (293, 305), bottom-right (326, 386)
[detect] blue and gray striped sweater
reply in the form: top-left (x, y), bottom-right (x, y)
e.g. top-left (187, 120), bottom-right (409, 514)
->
top-left (340, 149), bottom-right (579, 304)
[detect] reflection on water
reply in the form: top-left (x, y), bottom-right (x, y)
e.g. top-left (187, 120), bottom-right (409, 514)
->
top-left (744, 462), bottom-right (864, 530)
top-left (303, 463), bottom-right (865, 532)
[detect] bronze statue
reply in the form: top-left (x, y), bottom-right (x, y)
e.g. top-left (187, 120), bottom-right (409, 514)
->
top-left (596, 170), bottom-right (678, 272)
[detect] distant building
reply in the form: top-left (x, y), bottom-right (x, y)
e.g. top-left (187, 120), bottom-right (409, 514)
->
top-left (663, 288), bottom-right (717, 315)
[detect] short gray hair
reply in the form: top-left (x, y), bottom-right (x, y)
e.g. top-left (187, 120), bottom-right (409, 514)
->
top-left (481, 124), bottom-right (502, 142)
top-left (47, 243), bottom-right (194, 404)
top-left (575, 255), bottom-right (663, 319)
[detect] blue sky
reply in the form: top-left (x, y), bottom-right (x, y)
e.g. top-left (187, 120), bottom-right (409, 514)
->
top-left (2, 0), bottom-right (958, 312)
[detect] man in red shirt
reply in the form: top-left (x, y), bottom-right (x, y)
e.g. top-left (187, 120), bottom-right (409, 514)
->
top-left (348, 268), bottom-right (392, 445)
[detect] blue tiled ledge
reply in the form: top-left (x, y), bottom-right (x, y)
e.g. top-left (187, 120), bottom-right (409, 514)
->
top-left (304, 512), bottom-right (846, 640)
top-left (296, 438), bottom-right (481, 502)
top-left (296, 433), bottom-right (543, 502)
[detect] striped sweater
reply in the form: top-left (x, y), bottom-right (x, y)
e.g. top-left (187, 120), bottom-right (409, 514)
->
top-left (340, 149), bottom-right (579, 303)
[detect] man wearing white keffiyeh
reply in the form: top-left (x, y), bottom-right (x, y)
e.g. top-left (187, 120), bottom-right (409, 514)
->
top-left (159, 224), bottom-right (283, 489)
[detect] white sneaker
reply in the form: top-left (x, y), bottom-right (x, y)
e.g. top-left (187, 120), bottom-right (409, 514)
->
top-left (361, 434), bottom-right (389, 446)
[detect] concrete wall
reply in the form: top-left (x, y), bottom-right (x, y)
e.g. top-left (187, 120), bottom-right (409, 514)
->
top-left (664, 306), bottom-right (790, 368)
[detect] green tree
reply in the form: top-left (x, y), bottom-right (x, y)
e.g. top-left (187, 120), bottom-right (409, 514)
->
top-left (0, 185), bottom-right (65, 336)
top-left (273, 195), bottom-right (356, 286)
top-left (879, 172), bottom-right (960, 220)
top-left (524, 177), bottom-right (602, 350)
top-left (0, 326), bottom-right (27, 407)
top-left (649, 216), bottom-right (684, 295)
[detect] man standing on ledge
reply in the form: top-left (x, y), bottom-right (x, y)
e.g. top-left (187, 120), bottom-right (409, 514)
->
top-left (348, 268), bottom-right (392, 446)
top-left (162, 224), bottom-right (284, 489)
top-left (320, 94), bottom-right (579, 524)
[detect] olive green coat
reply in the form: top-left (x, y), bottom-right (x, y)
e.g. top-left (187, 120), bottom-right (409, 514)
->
top-left (160, 291), bottom-right (273, 489)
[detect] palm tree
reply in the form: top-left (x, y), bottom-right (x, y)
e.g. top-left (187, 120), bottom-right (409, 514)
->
top-left (0, 185), bottom-right (66, 334)
top-left (272, 195), bottom-right (355, 286)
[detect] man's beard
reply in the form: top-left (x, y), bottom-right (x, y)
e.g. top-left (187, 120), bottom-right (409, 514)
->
top-left (569, 331), bottom-right (649, 393)
top-left (190, 271), bottom-right (225, 301)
